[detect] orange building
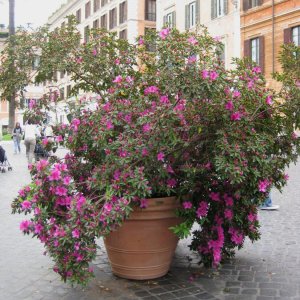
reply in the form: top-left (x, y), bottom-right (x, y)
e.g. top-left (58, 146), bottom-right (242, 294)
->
top-left (241, 0), bottom-right (300, 89)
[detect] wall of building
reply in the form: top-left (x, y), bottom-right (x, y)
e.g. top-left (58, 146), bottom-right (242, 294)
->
top-left (157, 0), bottom-right (241, 69)
top-left (241, 0), bottom-right (300, 89)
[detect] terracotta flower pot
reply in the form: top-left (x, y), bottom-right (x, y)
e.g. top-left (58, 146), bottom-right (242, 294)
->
top-left (104, 196), bottom-right (181, 280)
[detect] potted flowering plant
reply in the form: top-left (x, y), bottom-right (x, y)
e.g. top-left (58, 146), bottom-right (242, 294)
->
top-left (11, 21), bottom-right (300, 286)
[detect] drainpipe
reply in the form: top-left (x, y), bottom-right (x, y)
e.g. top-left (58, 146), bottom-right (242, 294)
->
top-left (272, 0), bottom-right (275, 73)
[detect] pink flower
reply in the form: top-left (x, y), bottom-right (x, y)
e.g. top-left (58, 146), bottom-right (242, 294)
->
top-left (157, 152), bottom-right (165, 161)
top-left (142, 123), bottom-right (151, 132)
top-left (103, 202), bottom-right (113, 213)
top-left (232, 90), bottom-right (241, 98)
top-left (188, 36), bottom-right (198, 45)
top-left (160, 95), bottom-right (170, 104)
top-left (225, 101), bottom-right (234, 111)
top-left (21, 201), bottom-right (31, 210)
top-left (29, 99), bottom-right (36, 109)
top-left (34, 224), bottom-right (43, 234)
top-left (126, 76), bottom-right (134, 84)
top-left (167, 178), bottom-right (177, 188)
top-left (49, 169), bottom-right (61, 181)
top-left (138, 37), bottom-right (144, 45)
top-left (92, 48), bottom-right (97, 56)
top-left (124, 114), bottom-right (132, 124)
top-left (71, 118), bottom-right (80, 131)
top-left (247, 213), bottom-right (257, 222)
top-left (224, 194), bottom-right (234, 206)
top-left (144, 86), bottom-right (159, 95)
top-left (183, 201), bottom-right (192, 209)
top-left (284, 174), bottom-right (289, 181)
top-left (224, 209), bottom-right (233, 220)
top-left (72, 229), bottom-right (80, 238)
top-left (55, 186), bottom-right (68, 196)
top-left (76, 195), bottom-right (86, 212)
top-left (159, 28), bottom-right (170, 40)
top-left (210, 71), bottom-right (219, 81)
top-left (230, 111), bottom-right (242, 121)
top-left (140, 198), bottom-right (148, 208)
top-left (55, 135), bottom-right (63, 143)
top-left (228, 227), bottom-right (244, 245)
top-left (34, 207), bottom-right (41, 215)
top-left (187, 55), bottom-right (197, 64)
top-left (213, 36), bottom-right (221, 42)
top-left (106, 120), bottom-right (114, 130)
top-left (20, 220), bottom-right (32, 232)
top-left (76, 57), bottom-right (83, 64)
top-left (166, 165), bottom-right (174, 174)
top-left (196, 201), bottom-right (208, 218)
top-left (36, 159), bottom-right (49, 171)
top-left (201, 70), bottom-right (209, 79)
top-left (42, 138), bottom-right (49, 146)
top-left (119, 149), bottom-right (128, 158)
top-left (252, 66), bottom-right (261, 74)
top-left (113, 75), bottom-right (122, 83)
top-left (115, 58), bottom-right (120, 65)
top-left (265, 95), bottom-right (273, 105)
top-left (63, 176), bottom-right (71, 185)
top-left (209, 192), bottom-right (220, 202)
top-left (142, 148), bottom-right (149, 156)
top-left (247, 80), bottom-right (254, 89)
top-left (258, 179), bottom-right (271, 192)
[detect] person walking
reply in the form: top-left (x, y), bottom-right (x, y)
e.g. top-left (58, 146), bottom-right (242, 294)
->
top-left (24, 119), bottom-right (40, 164)
top-left (12, 122), bottom-right (23, 154)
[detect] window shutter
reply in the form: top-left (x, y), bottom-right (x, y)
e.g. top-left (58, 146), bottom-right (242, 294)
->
top-left (244, 39), bottom-right (251, 58)
top-left (125, 1), bottom-right (127, 22)
top-left (224, 0), bottom-right (228, 15)
top-left (163, 15), bottom-right (167, 26)
top-left (196, 0), bottom-right (200, 24)
top-left (259, 35), bottom-right (265, 73)
top-left (243, 0), bottom-right (248, 11)
top-left (257, 0), bottom-right (263, 5)
top-left (211, 0), bottom-right (217, 20)
top-left (114, 9), bottom-right (117, 27)
top-left (185, 5), bottom-right (190, 30)
top-left (284, 28), bottom-right (292, 44)
top-left (172, 11), bottom-right (176, 28)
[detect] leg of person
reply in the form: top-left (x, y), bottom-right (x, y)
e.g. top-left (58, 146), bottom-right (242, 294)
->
top-left (17, 138), bottom-right (21, 153)
top-left (25, 139), bottom-right (30, 161)
top-left (260, 194), bottom-right (279, 210)
top-left (13, 138), bottom-right (18, 154)
top-left (28, 138), bottom-right (36, 164)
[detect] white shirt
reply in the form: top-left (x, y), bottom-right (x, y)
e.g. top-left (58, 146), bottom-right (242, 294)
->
top-left (24, 124), bottom-right (40, 140)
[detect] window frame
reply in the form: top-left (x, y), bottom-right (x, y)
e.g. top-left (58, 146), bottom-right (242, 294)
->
top-left (250, 37), bottom-right (260, 65)
top-left (145, 0), bottom-right (156, 21)
top-left (216, 0), bottom-right (225, 18)
top-left (292, 26), bottom-right (300, 46)
top-left (76, 9), bottom-right (81, 23)
top-left (85, 1), bottom-right (91, 19)
top-left (189, 2), bottom-right (196, 28)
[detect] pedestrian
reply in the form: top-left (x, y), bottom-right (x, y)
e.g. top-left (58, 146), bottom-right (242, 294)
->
top-left (12, 122), bottom-right (23, 154)
top-left (24, 118), bottom-right (40, 164)
top-left (260, 193), bottom-right (279, 210)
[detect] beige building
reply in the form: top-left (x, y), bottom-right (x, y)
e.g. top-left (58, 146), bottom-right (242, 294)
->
top-left (156, 0), bottom-right (241, 68)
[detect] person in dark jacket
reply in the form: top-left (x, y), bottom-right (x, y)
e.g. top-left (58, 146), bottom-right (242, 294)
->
top-left (12, 122), bottom-right (23, 154)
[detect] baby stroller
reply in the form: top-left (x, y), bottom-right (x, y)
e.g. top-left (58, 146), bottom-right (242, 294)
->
top-left (34, 138), bottom-right (49, 161)
top-left (0, 145), bottom-right (12, 173)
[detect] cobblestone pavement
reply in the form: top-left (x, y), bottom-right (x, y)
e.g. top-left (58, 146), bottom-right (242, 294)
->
top-left (0, 140), bottom-right (299, 300)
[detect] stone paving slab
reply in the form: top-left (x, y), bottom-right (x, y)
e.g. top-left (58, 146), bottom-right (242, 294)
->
top-left (0, 140), bottom-right (299, 300)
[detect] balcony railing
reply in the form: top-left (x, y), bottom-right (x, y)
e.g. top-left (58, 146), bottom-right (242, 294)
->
top-left (145, 13), bottom-right (156, 22)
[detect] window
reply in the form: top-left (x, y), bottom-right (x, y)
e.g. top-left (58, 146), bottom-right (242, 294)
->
top-left (119, 1), bottom-right (127, 24)
top-left (66, 85), bottom-right (72, 98)
top-left (211, 0), bottom-right (227, 19)
top-left (186, 1), bottom-right (199, 29)
top-left (101, 0), bottom-right (108, 7)
top-left (217, 0), bottom-right (225, 17)
top-left (84, 26), bottom-right (90, 43)
top-left (119, 29), bottom-right (127, 40)
top-left (109, 8), bottom-right (117, 29)
top-left (85, 1), bottom-right (91, 19)
top-left (145, 0), bottom-right (156, 21)
top-left (60, 70), bottom-right (66, 79)
top-left (76, 9), bottom-right (81, 23)
top-left (164, 12), bottom-right (175, 28)
top-left (53, 71), bottom-right (58, 82)
top-left (93, 19), bottom-right (99, 29)
top-left (243, 0), bottom-right (262, 11)
top-left (251, 38), bottom-right (259, 64)
top-left (32, 56), bottom-right (40, 70)
top-left (249, 0), bottom-right (259, 8)
top-left (60, 87), bottom-right (65, 100)
top-left (145, 27), bottom-right (156, 52)
top-left (292, 26), bottom-right (300, 46)
top-left (101, 14), bottom-right (107, 29)
top-left (94, 0), bottom-right (100, 12)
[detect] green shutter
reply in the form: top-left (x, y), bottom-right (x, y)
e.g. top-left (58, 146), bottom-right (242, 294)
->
top-left (185, 5), bottom-right (190, 30)
top-left (211, 0), bottom-right (217, 20)
top-left (196, 0), bottom-right (200, 24)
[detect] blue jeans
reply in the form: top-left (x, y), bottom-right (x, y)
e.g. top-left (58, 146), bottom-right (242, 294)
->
top-left (13, 137), bottom-right (21, 153)
top-left (261, 194), bottom-right (272, 208)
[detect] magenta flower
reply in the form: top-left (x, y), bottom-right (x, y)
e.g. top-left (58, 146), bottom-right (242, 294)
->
top-left (138, 37), bottom-right (144, 45)
top-left (187, 55), bottom-right (197, 64)
top-left (55, 186), bottom-right (68, 196)
top-left (182, 201), bottom-right (192, 209)
top-left (167, 178), bottom-right (177, 188)
top-left (225, 101), bottom-right (234, 111)
top-left (49, 169), bottom-right (61, 181)
top-left (157, 152), bottom-right (165, 161)
top-left (63, 176), bottom-right (71, 185)
top-left (160, 95), bottom-right (170, 104)
top-left (144, 86), bottom-right (159, 95)
top-left (159, 28), bottom-right (170, 40)
top-left (142, 123), bottom-right (151, 132)
top-left (55, 135), bottom-right (63, 143)
top-left (92, 48), bottom-right (97, 56)
top-left (232, 90), bottom-right (241, 98)
top-left (188, 36), bottom-right (198, 45)
top-left (106, 120), bottom-right (114, 130)
top-left (18, 189), bottom-right (26, 197)
top-left (20, 220), bottom-right (32, 232)
top-left (113, 75), bottom-right (122, 83)
top-left (210, 71), bottom-right (219, 81)
top-left (252, 66), bottom-right (261, 74)
top-left (103, 202), bottom-right (113, 213)
top-left (209, 192), bottom-right (220, 202)
top-left (265, 95), bottom-right (273, 105)
top-left (142, 148), bottom-right (149, 156)
top-left (76, 195), bottom-right (86, 212)
top-left (224, 209), bottom-right (233, 220)
top-left (230, 111), bottom-right (242, 121)
top-left (140, 198), bottom-right (148, 208)
top-left (42, 138), bottom-right (49, 146)
top-left (34, 207), bottom-right (41, 215)
top-left (21, 201), bottom-right (32, 210)
top-left (34, 224), bottom-right (43, 234)
top-left (72, 229), bottom-right (80, 238)
top-left (115, 58), bottom-right (120, 65)
top-left (247, 213), bottom-right (257, 222)
top-left (196, 201), bottom-right (208, 218)
top-left (258, 179), bottom-right (271, 192)
top-left (201, 70), bottom-right (209, 79)
top-left (28, 99), bottom-right (36, 109)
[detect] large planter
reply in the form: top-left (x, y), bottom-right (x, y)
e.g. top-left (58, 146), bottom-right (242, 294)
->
top-left (104, 196), bottom-right (181, 280)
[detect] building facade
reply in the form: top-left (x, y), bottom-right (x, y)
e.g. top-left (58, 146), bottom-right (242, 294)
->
top-left (156, 0), bottom-right (241, 69)
top-left (241, 0), bottom-right (300, 89)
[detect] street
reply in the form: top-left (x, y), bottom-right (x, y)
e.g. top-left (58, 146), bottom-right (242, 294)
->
top-left (0, 140), bottom-right (299, 300)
